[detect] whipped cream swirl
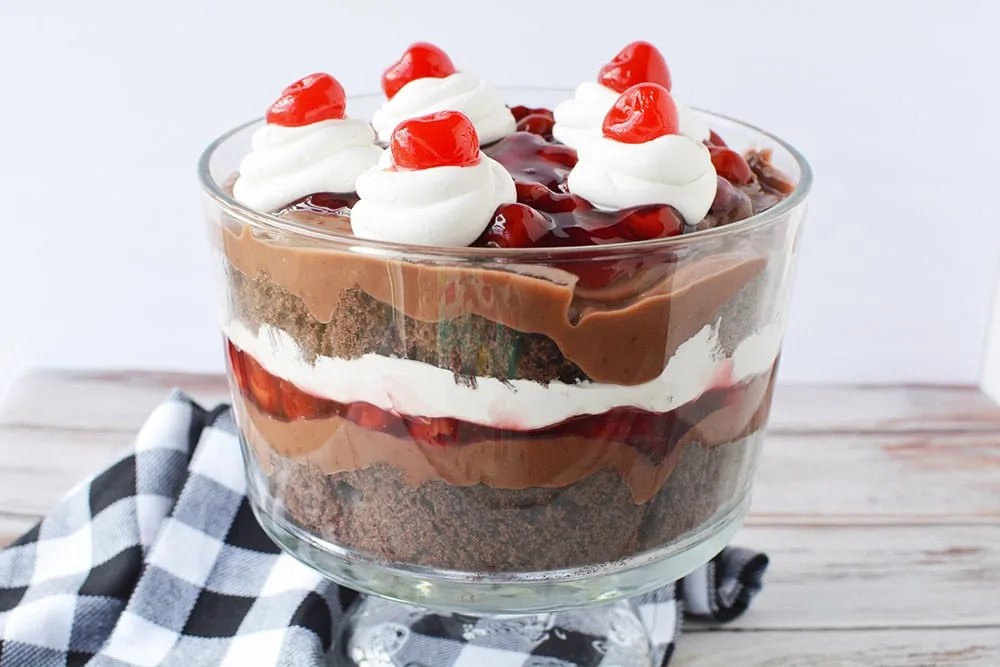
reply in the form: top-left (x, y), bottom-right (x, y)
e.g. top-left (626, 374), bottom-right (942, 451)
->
top-left (553, 82), bottom-right (710, 150)
top-left (568, 133), bottom-right (718, 224)
top-left (372, 72), bottom-right (516, 146)
top-left (233, 118), bottom-right (382, 212)
top-left (350, 150), bottom-right (516, 247)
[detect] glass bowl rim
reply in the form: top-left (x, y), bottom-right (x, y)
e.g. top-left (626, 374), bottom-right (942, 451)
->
top-left (198, 88), bottom-right (813, 261)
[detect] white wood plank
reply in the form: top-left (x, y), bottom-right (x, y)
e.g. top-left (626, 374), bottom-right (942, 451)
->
top-left (0, 427), bottom-right (132, 518)
top-left (0, 369), bottom-right (231, 433)
top-left (749, 432), bottom-right (1000, 524)
top-left (673, 628), bottom-right (1000, 666)
top-left (723, 525), bottom-right (1000, 630)
top-left (769, 383), bottom-right (1000, 433)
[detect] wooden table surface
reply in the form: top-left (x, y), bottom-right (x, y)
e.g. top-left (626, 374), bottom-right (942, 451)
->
top-left (2, 371), bottom-right (999, 666)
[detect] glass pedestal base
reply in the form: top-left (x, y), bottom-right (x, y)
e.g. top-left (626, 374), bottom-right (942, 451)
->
top-left (330, 595), bottom-right (660, 667)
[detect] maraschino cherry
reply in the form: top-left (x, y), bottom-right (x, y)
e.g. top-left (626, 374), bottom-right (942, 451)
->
top-left (602, 82), bottom-right (680, 144)
top-left (390, 110), bottom-right (481, 170)
top-left (382, 42), bottom-right (457, 100)
top-left (708, 145), bottom-right (753, 185)
top-left (266, 73), bottom-right (346, 127)
top-left (598, 41), bottom-right (672, 93)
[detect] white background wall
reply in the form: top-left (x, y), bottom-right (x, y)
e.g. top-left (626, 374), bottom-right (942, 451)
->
top-left (1, 0), bottom-right (998, 397)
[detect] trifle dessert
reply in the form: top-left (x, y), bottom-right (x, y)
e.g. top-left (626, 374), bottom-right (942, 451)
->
top-left (203, 40), bottom-right (808, 598)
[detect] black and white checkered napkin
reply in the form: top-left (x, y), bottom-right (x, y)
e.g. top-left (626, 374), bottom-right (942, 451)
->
top-left (0, 392), bottom-right (768, 666)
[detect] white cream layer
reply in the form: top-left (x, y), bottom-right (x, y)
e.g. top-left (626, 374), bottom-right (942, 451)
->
top-left (225, 317), bottom-right (783, 430)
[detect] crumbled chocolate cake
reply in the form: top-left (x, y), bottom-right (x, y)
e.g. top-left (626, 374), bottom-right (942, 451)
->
top-left (270, 437), bottom-right (760, 573)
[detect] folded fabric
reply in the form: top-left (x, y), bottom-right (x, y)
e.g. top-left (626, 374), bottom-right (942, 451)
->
top-left (0, 392), bottom-right (768, 666)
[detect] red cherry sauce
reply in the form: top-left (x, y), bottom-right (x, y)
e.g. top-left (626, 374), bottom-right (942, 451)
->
top-left (229, 341), bottom-right (772, 464)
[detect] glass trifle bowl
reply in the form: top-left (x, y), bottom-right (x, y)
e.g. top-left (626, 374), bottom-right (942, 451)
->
top-left (201, 85), bottom-right (810, 653)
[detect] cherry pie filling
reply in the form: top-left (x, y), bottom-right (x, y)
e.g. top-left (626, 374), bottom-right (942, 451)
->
top-left (228, 341), bottom-right (771, 466)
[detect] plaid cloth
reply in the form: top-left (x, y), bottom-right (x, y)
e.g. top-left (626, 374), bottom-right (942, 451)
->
top-left (0, 392), bottom-right (768, 666)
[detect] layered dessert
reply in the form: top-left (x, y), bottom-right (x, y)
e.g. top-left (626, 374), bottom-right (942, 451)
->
top-left (214, 41), bottom-right (798, 573)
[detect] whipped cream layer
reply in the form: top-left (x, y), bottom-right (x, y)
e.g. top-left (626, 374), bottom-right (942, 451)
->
top-left (553, 82), bottom-right (710, 150)
top-left (568, 131), bottom-right (718, 223)
top-left (225, 317), bottom-right (783, 431)
top-left (234, 118), bottom-right (382, 212)
top-left (372, 72), bottom-right (516, 145)
top-left (351, 149), bottom-right (516, 247)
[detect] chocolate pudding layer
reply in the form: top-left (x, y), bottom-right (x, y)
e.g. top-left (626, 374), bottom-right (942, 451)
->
top-left (220, 220), bottom-right (769, 386)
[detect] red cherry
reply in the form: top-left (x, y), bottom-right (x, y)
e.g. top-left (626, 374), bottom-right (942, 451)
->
top-left (390, 111), bottom-right (481, 170)
top-left (245, 359), bottom-right (283, 417)
top-left (616, 205), bottom-right (684, 241)
top-left (704, 175), bottom-right (754, 228)
top-left (509, 106), bottom-right (553, 123)
top-left (476, 203), bottom-right (553, 248)
top-left (537, 144), bottom-right (578, 169)
top-left (278, 380), bottom-right (325, 421)
top-left (347, 403), bottom-right (392, 432)
top-left (708, 145), bottom-right (753, 185)
top-left (382, 42), bottom-right (457, 100)
top-left (598, 41), bottom-right (672, 93)
top-left (516, 113), bottom-right (555, 137)
top-left (602, 83), bottom-right (679, 144)
top-left (227, 341), bottom-right (249, 396)
top-left (266, 73), bottom-right (346, 127)
top-left (485, 132), bottom-right (577, 189)
top-left (515, 182), bottom-right (579, 214)
top-left (404, 416), bottom-right (459, 446)
top-left (707, 130), bottom-right (728, 147)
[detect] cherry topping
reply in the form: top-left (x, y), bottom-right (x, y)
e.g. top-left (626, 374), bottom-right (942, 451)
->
top-left (515, 181), bottom-right (580, 214)
top-left (598, 41), bottom-right (672, 93)
top-left (485, 132), bottom-right (577, 189)
top-left (279, 380), bottom-right (325, 421)
top-left (245, 361), bottom-right (282, 416)
top-left (699, 176), bottom-right (754, 230)
top-left (477, 203), bottom-right (554, 248)
top-left (404, 416), bottom-right (459, 446)
top-left (382, 42), bottom-right (457, 100)
top-left (708, 145), bottom-right (753, 185)
top-left (510, 104), bottom-right (556, 138)
top-left (616, 205), bottom-right (684, 241)
top-left (390, 111), bottom-right (481, 170)
top-left (707, 130), bottom-right (728, 147)
top-left (266, 73), bottom-right (347, 127)
top-left (516, 113), bottom-right (555, 138)
top-left (347, 403), bottom-right (392, 432)
top-left (510, 106), bottom-right (553, 123)
top-left (602, 83), bottom-right (680, 144)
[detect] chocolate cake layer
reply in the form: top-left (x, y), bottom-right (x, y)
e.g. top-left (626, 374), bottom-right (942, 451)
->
top-left (227, 265), bottom-right (589, 384)
top-left (263, 433), bottom-right (761, 573)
